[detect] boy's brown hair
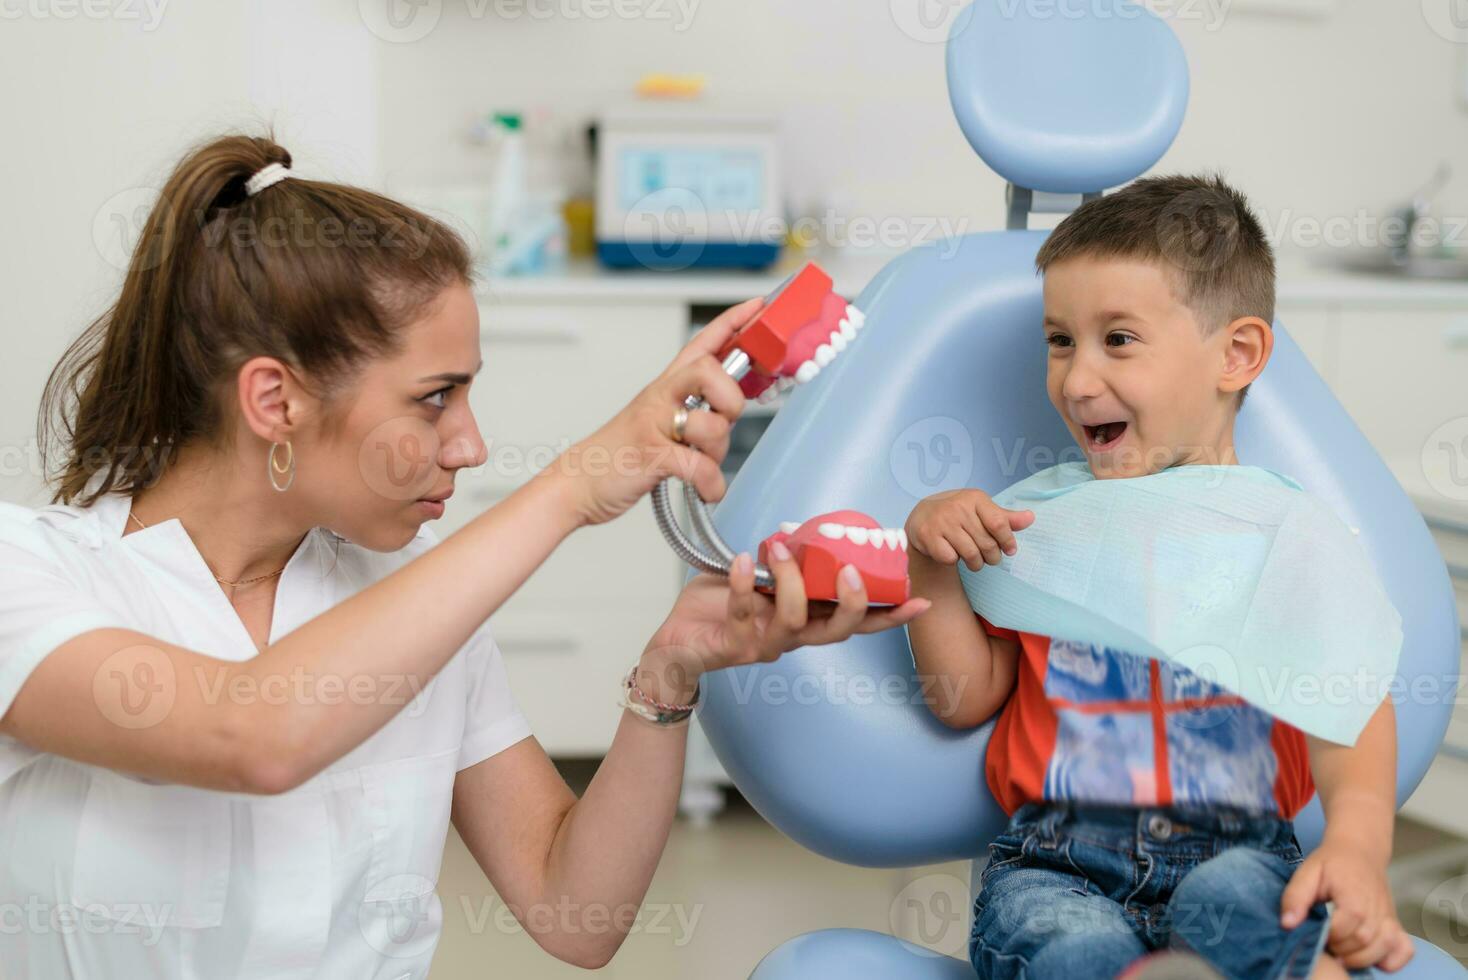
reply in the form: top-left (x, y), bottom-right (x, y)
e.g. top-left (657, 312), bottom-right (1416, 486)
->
top-left (1034, 173), bottom-right (1274, 409)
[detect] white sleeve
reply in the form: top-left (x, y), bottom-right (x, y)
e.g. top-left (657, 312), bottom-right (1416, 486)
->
top-left (0, 505), bottom-right (128, 722)
top-left (456, 622), bottom-right (533, 771)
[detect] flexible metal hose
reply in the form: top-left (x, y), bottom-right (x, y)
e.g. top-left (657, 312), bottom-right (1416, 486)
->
top-left (650, 348), bottom-right (777, 590)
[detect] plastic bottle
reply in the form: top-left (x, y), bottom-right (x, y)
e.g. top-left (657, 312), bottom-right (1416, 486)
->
top-left (485, 112), bottom-right (527, 276)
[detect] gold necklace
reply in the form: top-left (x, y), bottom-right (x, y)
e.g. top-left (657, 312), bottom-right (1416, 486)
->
top-left (127, 509), bottom-right (287, 588)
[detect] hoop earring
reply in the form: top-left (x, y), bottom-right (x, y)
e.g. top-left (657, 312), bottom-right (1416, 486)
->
top-left (268, 440), bottom-right (295, 492)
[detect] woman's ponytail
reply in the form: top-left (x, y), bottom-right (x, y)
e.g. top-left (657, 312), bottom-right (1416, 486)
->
top-left (40, 132), bottom-right (472, 506)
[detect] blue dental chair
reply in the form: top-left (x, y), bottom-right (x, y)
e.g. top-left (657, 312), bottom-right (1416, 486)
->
top-left (693, 2), bottom-right (1467, 977)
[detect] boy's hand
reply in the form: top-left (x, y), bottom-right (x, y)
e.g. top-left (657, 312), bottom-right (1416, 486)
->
top-left (904, 489), bottom-right (1035, 571)
top-left (1280, 837), bottom-right (1415, 972)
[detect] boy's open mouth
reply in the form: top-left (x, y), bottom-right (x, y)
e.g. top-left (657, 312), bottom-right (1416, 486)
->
top-left (1083, 421), bottom-right (1128, 451)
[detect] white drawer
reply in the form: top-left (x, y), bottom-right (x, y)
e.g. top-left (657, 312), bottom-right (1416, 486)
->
top-left (489, 602), bottom-right (678, 755)
top-left (1334, 310), bottom-right (1468, 464)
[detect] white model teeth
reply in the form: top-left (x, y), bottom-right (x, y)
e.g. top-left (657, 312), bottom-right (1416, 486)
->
top-left (783, 305), bottom-right (866, 391)
top-left (779, 521), bottom-right (800, 534)
top-left (806, 521), bottom-right (907, 551)
top-left (757, 386), bottom-right (780, 405)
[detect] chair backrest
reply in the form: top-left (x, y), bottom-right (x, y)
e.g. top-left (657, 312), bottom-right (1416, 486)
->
top-left (694, 0), bottom-right (1461, 866)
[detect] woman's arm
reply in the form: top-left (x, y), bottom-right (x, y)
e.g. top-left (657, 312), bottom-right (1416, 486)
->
top-left (0, 301), bottom-right (762, 795)
top-left (450, 549), bottom-right (931, 968)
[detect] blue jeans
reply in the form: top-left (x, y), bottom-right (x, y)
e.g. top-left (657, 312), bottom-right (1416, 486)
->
top-left (969, 802), bottom-right (1375, 980)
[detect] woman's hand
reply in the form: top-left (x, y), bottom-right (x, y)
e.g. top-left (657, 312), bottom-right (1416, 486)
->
top-left (636, 546), bottom-right (931, 703)
top-left (553, 297), bottom-right (764, 528)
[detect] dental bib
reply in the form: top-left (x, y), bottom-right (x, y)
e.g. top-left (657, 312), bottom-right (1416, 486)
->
top-left (955, 462), bottom-right (1403, 745)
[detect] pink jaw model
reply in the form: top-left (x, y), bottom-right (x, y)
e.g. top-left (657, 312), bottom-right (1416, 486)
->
top-left (757, 510), bottom-right (911, 605)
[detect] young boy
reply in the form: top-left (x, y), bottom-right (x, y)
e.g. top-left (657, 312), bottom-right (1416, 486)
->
top-left (904, 175), bottom-right (1413, 980)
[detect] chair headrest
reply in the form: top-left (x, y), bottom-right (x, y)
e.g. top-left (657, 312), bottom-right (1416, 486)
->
top-left (946, 0), bottom-right (1189, 194)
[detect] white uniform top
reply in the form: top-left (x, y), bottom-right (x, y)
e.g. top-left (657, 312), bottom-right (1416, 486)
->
top-left (0, 489), bottom-right (533, 979)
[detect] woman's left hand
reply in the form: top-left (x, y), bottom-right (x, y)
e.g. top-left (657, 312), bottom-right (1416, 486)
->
top-left (638, 546), bottom-right (931, 700)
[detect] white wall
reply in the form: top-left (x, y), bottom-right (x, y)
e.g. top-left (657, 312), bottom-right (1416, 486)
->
top-left (0, 1), bottom-right (377, 506)
top-left (374, 1), bottom-right (1468, 247)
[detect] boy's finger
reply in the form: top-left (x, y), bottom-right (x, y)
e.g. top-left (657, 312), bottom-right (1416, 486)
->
top-left (980, 508), bottom-right (1018, 556)
top-left (1327, 902), bottom-right (1366, 949)
top-left (1279, 863), bottom-right (1322, 928)
top-left (1005, 507), bottom-right (1037, 530)
top-left (1379, 928), bottom-right (1415, 972)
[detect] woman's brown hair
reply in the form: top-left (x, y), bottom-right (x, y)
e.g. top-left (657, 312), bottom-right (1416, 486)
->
top-left (40, 132), bottom-right (473, 506)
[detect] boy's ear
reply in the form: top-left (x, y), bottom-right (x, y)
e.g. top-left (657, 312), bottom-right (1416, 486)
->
top-left (1219, 316), bottom-right (1273, 398)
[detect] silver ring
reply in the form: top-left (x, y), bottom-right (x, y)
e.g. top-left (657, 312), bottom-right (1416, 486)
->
top-left (671, 406), bottom-right (689, 444)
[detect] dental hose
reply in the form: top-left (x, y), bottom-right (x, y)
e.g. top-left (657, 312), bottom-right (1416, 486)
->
top-left (650, 348), bottom-right (777, 591)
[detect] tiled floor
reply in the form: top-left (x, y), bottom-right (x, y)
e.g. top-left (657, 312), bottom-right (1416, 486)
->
top-left (428, 763), bottom-right (1468, 978)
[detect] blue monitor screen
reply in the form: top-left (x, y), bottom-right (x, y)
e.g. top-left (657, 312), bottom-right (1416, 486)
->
top-left (619, 147), bottom-right (764, 213)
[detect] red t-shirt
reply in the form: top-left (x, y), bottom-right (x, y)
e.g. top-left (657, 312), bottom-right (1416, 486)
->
top-left (979, 616), bottom-right (1315, 818)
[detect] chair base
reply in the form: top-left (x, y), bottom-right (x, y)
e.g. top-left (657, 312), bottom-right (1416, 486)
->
top-left (749, 927), bottom-right (1468, 979)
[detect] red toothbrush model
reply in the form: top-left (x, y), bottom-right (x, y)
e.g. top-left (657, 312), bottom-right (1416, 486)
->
top-left (652, 262), bottom-right (908, 606)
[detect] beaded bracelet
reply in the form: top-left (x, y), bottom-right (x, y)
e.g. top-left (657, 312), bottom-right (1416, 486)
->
top-left (620, 663), bottom-right (699, 726)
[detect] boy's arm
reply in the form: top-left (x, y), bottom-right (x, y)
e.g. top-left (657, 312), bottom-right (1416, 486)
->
top-left (1305, 697), bottom-right (1396, 865)
top-left (1281, 697), bottom-right (1414, 972)
top-left (906, 552), bottom-right (1020, 729)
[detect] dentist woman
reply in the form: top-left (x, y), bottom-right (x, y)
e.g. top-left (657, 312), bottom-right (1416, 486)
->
top-left (0, 134), bottom-right (928, 978)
